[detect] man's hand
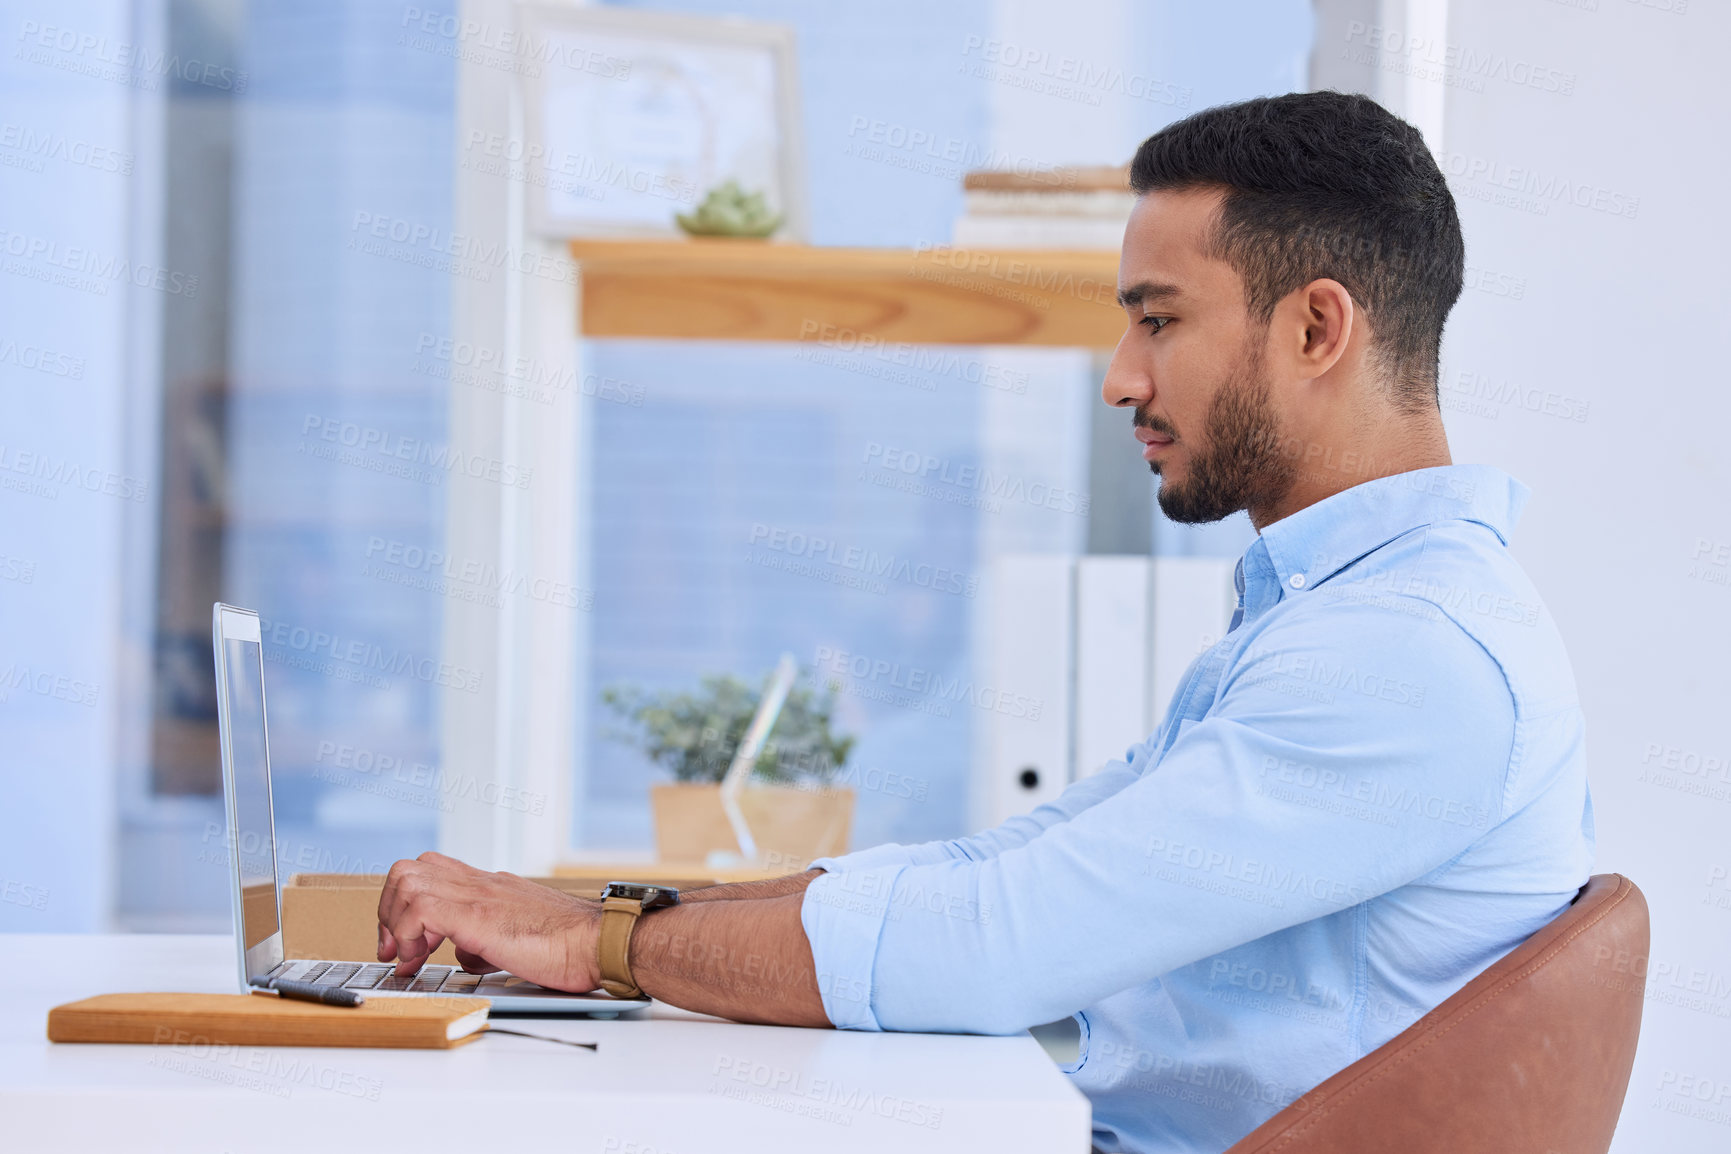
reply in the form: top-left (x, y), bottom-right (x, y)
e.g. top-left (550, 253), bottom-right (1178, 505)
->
top-left (376, 851), bottom-right (600, 991)
top-left (376, 853), bottom-right (830, 1025)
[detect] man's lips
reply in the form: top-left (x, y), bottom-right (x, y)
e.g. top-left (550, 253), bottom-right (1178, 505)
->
top-left (1135, 427), bottom-right (1175, 460)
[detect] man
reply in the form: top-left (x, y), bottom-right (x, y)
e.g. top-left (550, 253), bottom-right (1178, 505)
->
top-left (376, 92), bottom-right (1592, 1153)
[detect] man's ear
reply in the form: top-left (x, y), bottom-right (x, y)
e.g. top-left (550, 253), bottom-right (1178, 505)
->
top-left (1281, 278), bottom-right (1355, 382)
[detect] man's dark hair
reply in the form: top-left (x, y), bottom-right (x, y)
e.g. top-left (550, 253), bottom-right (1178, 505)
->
top-left (1129, 91), bottom-right (1463, 408)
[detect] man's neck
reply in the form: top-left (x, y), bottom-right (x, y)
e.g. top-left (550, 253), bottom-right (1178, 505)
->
top-left (1250, 413), bottom-right (1453, 532)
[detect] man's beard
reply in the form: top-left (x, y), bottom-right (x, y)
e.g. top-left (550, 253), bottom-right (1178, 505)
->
top-left (1145, 345), bottom-right (1296, 525)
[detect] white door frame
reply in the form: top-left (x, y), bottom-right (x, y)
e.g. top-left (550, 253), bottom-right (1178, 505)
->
top-left (439, 0), bottom-right (596, 872)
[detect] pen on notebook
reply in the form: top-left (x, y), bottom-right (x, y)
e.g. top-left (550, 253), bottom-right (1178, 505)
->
top-left (250, 977), bottom-right (366, 1007)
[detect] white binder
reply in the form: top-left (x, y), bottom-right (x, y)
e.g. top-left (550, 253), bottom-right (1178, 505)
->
top-left (1073, 557), bottom-right (1154, 779)
top-left (978, 556), bottom-right (1074, 828)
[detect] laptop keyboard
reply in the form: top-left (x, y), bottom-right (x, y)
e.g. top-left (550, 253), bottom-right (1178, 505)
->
top-left (271, 960), bottom-right (486, 995)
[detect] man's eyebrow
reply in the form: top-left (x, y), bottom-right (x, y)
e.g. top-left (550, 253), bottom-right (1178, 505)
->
top-left (1116, 281), bottom-right (1185, 309)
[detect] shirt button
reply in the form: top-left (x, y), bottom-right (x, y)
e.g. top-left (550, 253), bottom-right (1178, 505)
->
top-left (1288, 573), bottom-right (1307, 590)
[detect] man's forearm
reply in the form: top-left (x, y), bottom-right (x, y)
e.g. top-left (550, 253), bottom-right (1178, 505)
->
top-left (677, 868), bottom-right (824, 904)
top-left (627, 887), bottom-right (830, 1027)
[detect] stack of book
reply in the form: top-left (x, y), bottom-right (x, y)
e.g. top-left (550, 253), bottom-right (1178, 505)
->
top-left (952, 164), bottom-right (1133, 250)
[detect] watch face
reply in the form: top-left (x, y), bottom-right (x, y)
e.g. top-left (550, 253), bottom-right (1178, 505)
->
top-left (602, 882), bottom-right (680, 908)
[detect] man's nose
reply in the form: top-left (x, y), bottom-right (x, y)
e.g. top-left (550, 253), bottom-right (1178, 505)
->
top-left (1101, 333), bottom-right (1152, 410)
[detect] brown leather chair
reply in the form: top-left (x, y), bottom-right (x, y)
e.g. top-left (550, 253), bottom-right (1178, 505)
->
top-left (1225, 874), bottom-right (1648, 1154)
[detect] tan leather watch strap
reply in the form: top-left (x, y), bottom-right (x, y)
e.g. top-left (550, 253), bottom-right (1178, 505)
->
top-left (598, 895), bottom-right (645, 998)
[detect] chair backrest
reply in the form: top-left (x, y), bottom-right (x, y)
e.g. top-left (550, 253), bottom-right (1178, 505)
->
top-left (1225, 874), bottom-right (1648, 1154)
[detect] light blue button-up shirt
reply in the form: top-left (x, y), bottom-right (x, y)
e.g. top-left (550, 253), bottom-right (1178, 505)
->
top-left (802, 465), bottom-right (1594, 1154)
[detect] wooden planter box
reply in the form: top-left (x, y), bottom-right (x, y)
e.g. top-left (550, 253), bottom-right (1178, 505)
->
top-left (650, 783), bottom-right (854, 870)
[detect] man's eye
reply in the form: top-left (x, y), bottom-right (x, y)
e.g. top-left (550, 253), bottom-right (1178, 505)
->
top-left (1139, 316), bottom-right (1171, 334)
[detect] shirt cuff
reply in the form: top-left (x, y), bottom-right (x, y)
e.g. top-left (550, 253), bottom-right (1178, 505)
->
top-left (799, 865), bottom-right (905, 1031)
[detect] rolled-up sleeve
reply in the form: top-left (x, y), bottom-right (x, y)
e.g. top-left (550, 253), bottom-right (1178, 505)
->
top-left (801, 864), bottom-right (904, 1030)
top-left (800, 596), bottom-right (1516, 1033)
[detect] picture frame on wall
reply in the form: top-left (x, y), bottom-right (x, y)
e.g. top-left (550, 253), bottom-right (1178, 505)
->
top-left (516, 5), bottom-right (807, 241)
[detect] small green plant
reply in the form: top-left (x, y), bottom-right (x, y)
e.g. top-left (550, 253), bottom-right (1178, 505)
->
top-left (675, 179), bottom-right (783, 238)
top-left (601, 670), bottom-right (854, 785)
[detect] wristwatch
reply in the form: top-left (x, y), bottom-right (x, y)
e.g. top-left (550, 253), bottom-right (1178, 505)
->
top-left (597, 882), bottom-right (680, 998)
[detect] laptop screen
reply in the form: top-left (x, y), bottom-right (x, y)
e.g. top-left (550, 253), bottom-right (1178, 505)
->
top-left (221, 633), bottom-right (281, 952)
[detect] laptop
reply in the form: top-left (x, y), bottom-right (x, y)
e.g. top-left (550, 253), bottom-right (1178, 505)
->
top-left (212, 602), bottom-right (648, 1015)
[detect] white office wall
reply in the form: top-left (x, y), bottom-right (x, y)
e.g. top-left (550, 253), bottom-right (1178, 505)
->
top-left (1312, 3), bottom-right (1730, 1148)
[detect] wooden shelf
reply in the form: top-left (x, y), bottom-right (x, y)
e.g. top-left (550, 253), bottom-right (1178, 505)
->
top-left (568, 239), bottom-right (1125, 348)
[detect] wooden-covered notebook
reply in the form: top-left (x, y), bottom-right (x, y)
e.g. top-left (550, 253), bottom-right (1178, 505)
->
top-left (47, 993), bottom-right (490, 1049)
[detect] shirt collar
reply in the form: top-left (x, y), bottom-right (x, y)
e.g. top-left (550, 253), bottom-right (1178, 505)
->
top-left (1238, 465), bottom-right (1529, 621)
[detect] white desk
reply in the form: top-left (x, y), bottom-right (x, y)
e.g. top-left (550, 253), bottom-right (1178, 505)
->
top-left (1, 934), bottom-right (1091, 1153)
